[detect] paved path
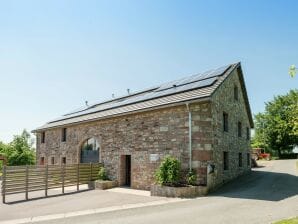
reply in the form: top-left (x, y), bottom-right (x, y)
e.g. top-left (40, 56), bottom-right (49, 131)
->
top-left (0, 185), bottom-right (180, 222)
top-left (1, 159), bottom-right (297, 224)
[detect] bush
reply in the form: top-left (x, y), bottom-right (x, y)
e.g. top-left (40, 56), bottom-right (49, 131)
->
top-left (0, 130), bottom-right (35, 166)
top-left (97, 167), bottom-right (109, 180)
top-left (187, 170), bottom-right (197, 185)
top-left (155, 156), bottom-right (181, 186)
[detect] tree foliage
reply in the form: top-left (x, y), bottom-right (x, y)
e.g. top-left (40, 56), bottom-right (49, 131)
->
top-left (0, 130), bottom-right (36, 167)
top-left (252, 89), bottom-right (298, 156)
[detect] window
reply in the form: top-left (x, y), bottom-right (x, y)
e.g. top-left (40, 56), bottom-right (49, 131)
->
top-left (247, 153), bottom-right (250, 166)
top-left (238, 153), bottom-right (242, 167)
top-left (246, 127), bottom-right (250, 140)
top-left (40, 157), bottom-right (45, 165)
top-left (61, 157), bottom-right (66, 165)
top-left (223, 113), bottom-right (229, 132)
top-left (238, 122), bottom-right (242, 137)
top-left (61, 128), bottom-right (67, 142)
top-left (82, 138), bottom-right (99, 151)
top-left (41, 132), bottom-right (45, 144)
top-left (234, 85), bottom-right (238, 101)
top-left (51, 157), bottom-right (55, 165)
top-left (223, 152), bottom-right (229, 170)
top-left (80, 138), bottom-right (100, 163)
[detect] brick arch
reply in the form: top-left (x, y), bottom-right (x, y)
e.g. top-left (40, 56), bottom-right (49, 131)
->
top-left (77, 136), bottom-right (102, 163)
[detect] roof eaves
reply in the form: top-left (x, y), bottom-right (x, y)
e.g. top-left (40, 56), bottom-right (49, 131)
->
top-left (32, 96), bottom-right (211, 133)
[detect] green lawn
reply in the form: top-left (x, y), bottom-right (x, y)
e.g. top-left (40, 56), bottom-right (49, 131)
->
top-left (273, 217), bottom-right (298, 224)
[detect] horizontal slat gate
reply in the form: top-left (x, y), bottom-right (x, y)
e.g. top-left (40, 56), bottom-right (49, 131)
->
top-left (1, 163), bottom-right (102, 203)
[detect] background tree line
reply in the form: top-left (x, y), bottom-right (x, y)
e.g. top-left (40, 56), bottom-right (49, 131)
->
top-left (0, 130), bottom-right (36, 171)
top-left (251, 89), bottom-right (298, 157)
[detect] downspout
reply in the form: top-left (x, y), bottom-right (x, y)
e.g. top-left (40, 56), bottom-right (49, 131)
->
top-left (186, 103), bottom-right (192, 171)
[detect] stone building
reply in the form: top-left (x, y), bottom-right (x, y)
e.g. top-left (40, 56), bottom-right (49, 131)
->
top-left (33, 62), bottom-right (253, 190)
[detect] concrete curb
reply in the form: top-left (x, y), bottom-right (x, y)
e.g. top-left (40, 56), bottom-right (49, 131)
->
top-left (0, 198), bottom-right (189, 224)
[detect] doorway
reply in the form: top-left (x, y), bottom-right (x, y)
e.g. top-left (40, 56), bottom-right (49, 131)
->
top-left (125, 155), bottom-right (131, 186)
top-left (120, 155), bottom-right (131, 186)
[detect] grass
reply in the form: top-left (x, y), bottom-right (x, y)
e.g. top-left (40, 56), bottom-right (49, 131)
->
top-left (273, 217), bottom-right (298, 224)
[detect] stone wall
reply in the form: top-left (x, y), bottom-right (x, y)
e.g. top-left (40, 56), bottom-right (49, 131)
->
top-left (36, 102), bottom-right (213, 190)
top-left (209, 68), bottom-right (252, 189)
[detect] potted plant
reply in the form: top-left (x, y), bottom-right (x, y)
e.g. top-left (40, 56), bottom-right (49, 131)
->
top-left (93, 167), bottom-right (118, 190)
top-left (150, 156), bottom-right (207, 198)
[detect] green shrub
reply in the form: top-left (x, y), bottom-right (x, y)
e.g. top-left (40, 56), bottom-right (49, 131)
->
top-left (273, 217), bottom-right (298, 224)
top-left (97, 167), bottom-right (109, 180)
top-left (155, 156), bottom-right (181, 186)
top-left (187, 169), bottom-right (197, 185)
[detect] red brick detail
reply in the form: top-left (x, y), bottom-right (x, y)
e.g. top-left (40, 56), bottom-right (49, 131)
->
top-left (197, 167), bottom-right (207, 175)
top-left (192, 150), bottom-right (213, 161)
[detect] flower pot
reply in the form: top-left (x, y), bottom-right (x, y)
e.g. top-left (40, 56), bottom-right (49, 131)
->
top-left (150, 184), bottom-right (208, 198)
top-left (94, 180), bottom-right (118, 190)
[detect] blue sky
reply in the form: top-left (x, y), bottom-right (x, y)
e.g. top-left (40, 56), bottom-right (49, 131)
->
top-left (0, 0), bottom-right (297, 143)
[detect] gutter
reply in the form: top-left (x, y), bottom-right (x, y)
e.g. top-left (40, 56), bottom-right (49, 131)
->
top-left (186, 103), bottom-right (192, 171)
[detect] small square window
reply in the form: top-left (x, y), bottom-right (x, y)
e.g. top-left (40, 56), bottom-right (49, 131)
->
top-left (238, 153), bottom-right (242, 167)
top-left (234, 85), bottom-right (238, 101)
top-left (247, 153), bottom-right (250, 166)
top-left (41, 132), bottom-right (45, 144)
top-left (40, 157), bottom-right (45, 165)
top-left (223, 113), bottom-right (229, 132)
top-left (238, 122), bottom-right (242, 137)
top-left (223, 151), bottom-right (229, 170)
top-left (61, 128), bottom-right (67, 142)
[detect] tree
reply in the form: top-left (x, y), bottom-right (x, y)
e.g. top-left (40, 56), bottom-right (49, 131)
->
top-left (289, 65), bottom-right (297, 78)
top-left (8, 130), bottom-right (36, 165)
top-left (252, 90), bottom-right (298, 157)
top-left (0, 130), bottom-right (36, 166)
top-left (0, 141), bottom-right (9, 171)
top-left (251, 113), bottom-right (268, 149)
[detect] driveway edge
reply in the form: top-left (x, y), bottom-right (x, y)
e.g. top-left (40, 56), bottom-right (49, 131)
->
top-left (0, 198), bottom-right (189, 224)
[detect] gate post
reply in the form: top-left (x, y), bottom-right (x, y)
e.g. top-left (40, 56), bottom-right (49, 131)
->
top-left (77, 163), bottom-right (80, 191)
top-left (2, 165), bottom-right (6, 203)
top-left (45, 164), bottom-right (48, 197)
top-left (62, 164), bottom-right (65, 194)
top-left (89, 162), bottom-right (92, 182)
top-left (25, 165), bottom-right (29, 200)
top-left (90, 163), bottom-right (93, 181)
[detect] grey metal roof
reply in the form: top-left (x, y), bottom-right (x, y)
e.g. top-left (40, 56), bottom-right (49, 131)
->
top-left (34, 63), bottom-right (241, 131)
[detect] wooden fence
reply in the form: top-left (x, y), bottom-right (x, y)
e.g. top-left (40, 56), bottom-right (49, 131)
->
top-left (1, 163), bottom-right (102, 203)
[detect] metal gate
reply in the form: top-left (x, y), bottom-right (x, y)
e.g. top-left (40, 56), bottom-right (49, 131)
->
top-left (80, 150), bottom-right (99, 163)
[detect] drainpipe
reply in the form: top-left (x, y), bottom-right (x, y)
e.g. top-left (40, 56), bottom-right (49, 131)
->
top-left (186, 103), bottom-right (192, 171)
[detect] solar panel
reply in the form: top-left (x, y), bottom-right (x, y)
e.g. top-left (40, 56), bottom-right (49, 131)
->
top-left (49, 64), bottom-right (232, 123)
top-left (154, 77), bottom-right (217, 97)
top-left (156, 65), bottom-right (230, 92)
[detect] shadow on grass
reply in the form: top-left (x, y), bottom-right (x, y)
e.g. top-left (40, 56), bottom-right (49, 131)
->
top-left (210, 169), bottom-right (298, 201)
